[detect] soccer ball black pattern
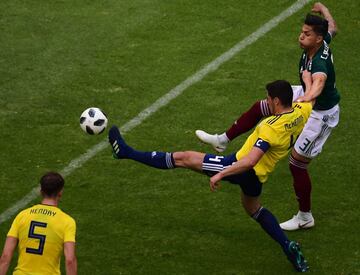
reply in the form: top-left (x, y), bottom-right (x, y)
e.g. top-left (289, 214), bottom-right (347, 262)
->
top-left (80, 107), bottom-right (108, 135)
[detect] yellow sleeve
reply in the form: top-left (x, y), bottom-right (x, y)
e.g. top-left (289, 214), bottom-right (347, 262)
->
top-left (64, 217), bottom-right (76, 243)
top-left (7, 213), bottom-right (21, 238)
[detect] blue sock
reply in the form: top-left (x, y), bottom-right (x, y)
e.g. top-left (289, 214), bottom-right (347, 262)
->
top-left (125, 147), bottom-right (175, 169)
top-left (252, 207), bottom-right (289, 250)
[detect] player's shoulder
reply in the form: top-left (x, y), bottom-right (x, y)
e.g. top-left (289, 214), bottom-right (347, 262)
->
top-left (292, 102), bottom-right (311, 109)
top-left (292, 102), bottom-right (312, 119)
top-left (324, 32), bottom-right (332, 44)
top-left (259, 116), bottom-right (281, 138)
top-left (57, 208), bottom-right (76, 225)
top-left (57, 207), bottom-right (74, 219)
top-left (11, 205), bottom-right (37, 226)
top-left (263, 115), bottom-right (282, 126)
top-left (293, 102), bottom-right (312, 111)
top-left (314, 41), bottom-right (332, 63)
top-left (16, 205), bottom-right (35, 218)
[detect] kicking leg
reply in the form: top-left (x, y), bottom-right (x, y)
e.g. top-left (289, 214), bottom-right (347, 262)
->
top-left (241, 194), bottom-right (309, 272)
top-left (109, 125), bottom-right (205, 171)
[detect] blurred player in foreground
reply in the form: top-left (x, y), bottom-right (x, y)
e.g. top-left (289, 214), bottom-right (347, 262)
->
top-left (0, 172), bottom-right (77, 275)
top-left (109, 80), bottom-right (311, 272)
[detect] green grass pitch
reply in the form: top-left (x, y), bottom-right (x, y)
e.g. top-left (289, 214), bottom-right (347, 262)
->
top-left (0, 0), bottom-right (359, 274)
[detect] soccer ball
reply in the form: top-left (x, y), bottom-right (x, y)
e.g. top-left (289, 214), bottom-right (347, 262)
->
top-left (79, 107), bottom-right (108, 135)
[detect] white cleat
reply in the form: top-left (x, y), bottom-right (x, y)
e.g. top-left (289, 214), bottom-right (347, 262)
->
top-left (280, 212), bottom-right (315, 231)
top-left (195, 130), bottom-right (227, 153)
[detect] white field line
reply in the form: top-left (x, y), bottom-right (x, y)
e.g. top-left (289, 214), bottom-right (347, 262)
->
top-left (0, 0), bottom-right (311, 224)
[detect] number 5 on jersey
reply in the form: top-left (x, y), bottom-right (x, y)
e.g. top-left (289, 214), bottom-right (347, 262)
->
top-left (26, 221), bottom-right (47, 255)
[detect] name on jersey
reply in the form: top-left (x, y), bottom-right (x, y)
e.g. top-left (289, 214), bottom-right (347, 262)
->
top-left (30, 208), bottom-right (57, 217)
top-left (284, 116), bottom-right (303, 131)
top-left (320, 42), bottom-right (330, 60)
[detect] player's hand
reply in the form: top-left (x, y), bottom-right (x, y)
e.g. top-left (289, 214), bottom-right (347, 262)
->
top-left (296, 95), bottom-right (312, 103)
top-left (209, 173), bottom-right (223, 191)
top-left (312, 2), bottom-right (327, 14)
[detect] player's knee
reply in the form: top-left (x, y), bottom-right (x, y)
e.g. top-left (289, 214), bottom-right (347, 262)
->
top-left (289, 149), bottom-right (311, 170)
top-left (241, 197), bottom-right (261, 216)
top-left (173, 151), bottom-right (192, 167)
top-left (244, 204), bottom-right (259, 216)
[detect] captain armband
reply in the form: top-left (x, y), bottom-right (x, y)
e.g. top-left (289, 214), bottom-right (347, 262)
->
top-left (254, 138), bottom-right (270, 153)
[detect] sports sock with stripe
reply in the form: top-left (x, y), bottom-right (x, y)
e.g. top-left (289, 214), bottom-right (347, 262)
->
top-left (124, 148), bottom-right (175, 169)
top-left (252, 207), bottom-right (289, 250)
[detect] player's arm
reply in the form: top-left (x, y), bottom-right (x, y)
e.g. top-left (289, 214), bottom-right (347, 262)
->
top-left (64, 242), bottom-right (77, 275)
top-left (296, 72), bottom-right (325, 104)
top-left (0, 237), bottom-right (18, 275)
top-left (312, 2), bottom-right (337, 37)
top-left (209, 141), bottom-right (267, 191)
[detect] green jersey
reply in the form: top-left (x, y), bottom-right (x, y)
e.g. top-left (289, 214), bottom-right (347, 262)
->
top-left (299, 33), bottom-right (340, 110)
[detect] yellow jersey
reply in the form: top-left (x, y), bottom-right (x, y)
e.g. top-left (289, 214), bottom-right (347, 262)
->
top-left (236, 102), bottom-right (312, 183)
top-left (7, 204), bottom-right (76, 275)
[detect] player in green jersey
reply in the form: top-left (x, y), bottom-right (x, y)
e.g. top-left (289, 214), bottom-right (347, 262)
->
top-left (195, 2), bottom-right (340, 231)
top-left (0, 172), bottom-right (77, 275)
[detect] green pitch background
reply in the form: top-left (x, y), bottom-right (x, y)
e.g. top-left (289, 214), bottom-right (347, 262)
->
top-left (0, 0), bottom-right (359, 274)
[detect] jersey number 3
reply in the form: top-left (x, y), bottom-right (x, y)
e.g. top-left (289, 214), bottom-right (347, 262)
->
top-left (26, 221), bottom-right (47, 255)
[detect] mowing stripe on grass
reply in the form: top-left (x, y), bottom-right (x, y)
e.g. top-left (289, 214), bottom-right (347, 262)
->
top-left (0, 0), bottom-right (311, 224)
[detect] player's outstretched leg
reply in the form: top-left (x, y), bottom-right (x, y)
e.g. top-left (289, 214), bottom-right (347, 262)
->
top-left (108, 125), bottom-right (132, 159)
top-left (283, 241), bottom-right (309, 272)
top-left (195, 99), bottom-right (269, 152)
top-left (195, 130), bottom-right (229, 152)
top-left (108, 125), bottom-right (175, 169)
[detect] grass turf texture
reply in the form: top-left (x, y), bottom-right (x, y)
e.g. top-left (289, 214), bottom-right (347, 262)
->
top-left (1, 0), bottom-right (359, 274)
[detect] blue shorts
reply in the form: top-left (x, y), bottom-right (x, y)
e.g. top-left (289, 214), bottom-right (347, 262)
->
top-left (202, 153), bottom-right (262, 197)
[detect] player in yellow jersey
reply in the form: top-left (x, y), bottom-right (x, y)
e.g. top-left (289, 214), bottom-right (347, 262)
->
top-left (0, 172), bottom-right (77, 275)
top-left (108, 80), bottom-right (311, 272)
top-left (196, 2), bottom-right (340, 231)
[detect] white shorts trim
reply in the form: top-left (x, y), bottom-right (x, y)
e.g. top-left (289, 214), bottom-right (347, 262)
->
top-left (294, 104), bottom-right (340, 158)
top-left (291, 85), bottom-right (304, 101)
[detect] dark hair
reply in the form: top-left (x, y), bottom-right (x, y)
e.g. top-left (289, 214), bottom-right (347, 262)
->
top-left (40, 172), bottom-right (64, 197)
top-left (304, 13), bottom-right (328, 37)
top-left (266, 80), bottom-right (293, 107)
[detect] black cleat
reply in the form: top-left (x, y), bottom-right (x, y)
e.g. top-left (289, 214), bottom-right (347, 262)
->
top-left (284, 241), bottom-right (309, 272)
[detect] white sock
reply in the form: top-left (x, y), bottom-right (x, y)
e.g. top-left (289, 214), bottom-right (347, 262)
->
top-left (298, 211), bottom-right (313, 220)
top-left (218, 133), bottom-right (230, 144)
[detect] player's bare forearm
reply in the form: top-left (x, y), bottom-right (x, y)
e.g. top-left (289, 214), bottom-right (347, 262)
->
top-left (0, 259), bottom-right (10, 275)
top-left (66, 258), bottom-right (77, 275)
top-left (302, 70), bottom-right (313, 92)
top-left (209, 147), bottom-right (264, 191)
top-left (312, 2), bottom-right (337, 36)
top-left (0, 252), bottom-right (12, 275)
top-left (0, 256), bottom-right (10, 275)
top-left (64, 242), bottom-right (77, 275)
top-left (0, 237), bottom-right (17, 275)
top-left (297, 74), bottom-right (326, 103)
top-left (306, 74), bottom-right (325, 100)
top-left (209, 159), bottom-right (250, 192)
